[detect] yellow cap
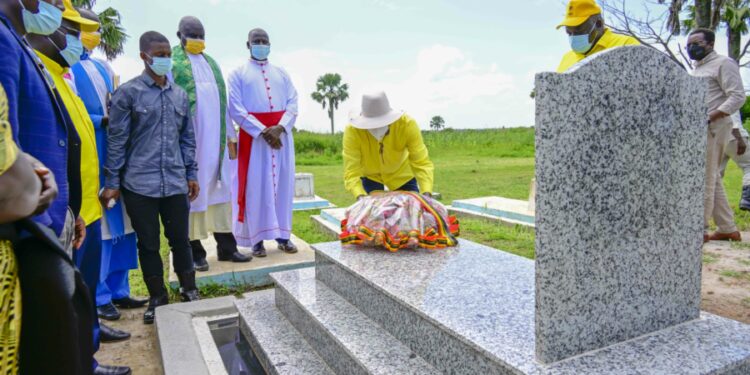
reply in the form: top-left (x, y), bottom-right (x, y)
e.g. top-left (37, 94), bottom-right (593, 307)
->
top-left (556, 0), bottom-right (602, 29)
top-left (62, 0), bottom-right (99, 33)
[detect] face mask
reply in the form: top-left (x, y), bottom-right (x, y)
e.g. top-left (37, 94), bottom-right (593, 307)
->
top-left (19, 0), bottom-right (63, 36)
top-left (81, 31), bottom-right (101, 51)
top-left (568, 22), bottom-right (597, 54)
top-left (145, 54), bottom-right (173, 76)
top-left (251, 44), bottom-right (270, 60)
top-left (184, 38), bottom-right (205, 55)
top-left (687, 44), bottom-right (708, 61)
top-left (49, 32), bottom-right (83, 66)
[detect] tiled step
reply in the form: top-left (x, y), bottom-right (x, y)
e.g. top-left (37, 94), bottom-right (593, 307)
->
top-left (271, 268), bottom-right (438, 375)
top-left (235, 290), bottom-right (334, 375)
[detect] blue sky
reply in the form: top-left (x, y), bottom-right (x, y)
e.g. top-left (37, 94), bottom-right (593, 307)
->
top-left (88, 0), bottom-right (737, 133)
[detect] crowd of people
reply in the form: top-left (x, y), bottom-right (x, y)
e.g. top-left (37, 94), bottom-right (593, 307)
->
top-left (0, 0), bottom-right (748, 374)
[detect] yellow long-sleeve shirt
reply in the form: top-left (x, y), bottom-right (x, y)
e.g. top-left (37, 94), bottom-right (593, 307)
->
top-left (37, 52), bottom-right (101, 226)
top-left (343, 114), bottom-right (434, 198)
top-left (557, 29), bottom-right (640, 73)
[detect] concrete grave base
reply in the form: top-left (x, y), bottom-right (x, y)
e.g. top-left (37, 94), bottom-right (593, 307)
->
top-left (168, 234), bottom-right (315, 288)
top-left (450, 196), bottom-right (535, 227)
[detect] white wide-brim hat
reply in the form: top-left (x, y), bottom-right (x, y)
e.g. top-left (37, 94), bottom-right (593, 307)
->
top-left (349, 91), bottom-right (404, 130)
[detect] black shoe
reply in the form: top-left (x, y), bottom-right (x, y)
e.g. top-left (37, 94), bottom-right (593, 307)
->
top-left (143, 275), bottom-right (169, 325)
top-left (277, 240), bottom-right (298, 254)
top-left (94, 364), bottom-right (132, 375)
top-left (218, 251), bottom-right (252, 263)
top-left (176, 270), bottom-right (201, 302)
top-left (97, 302), bottom-right (121, 321)
top-left (741, 185), bottom-right (750, 211)
top-left (100, 322), bottom-right (131, 343)
top-left (112, 296), bottom-right (148, 309)
top-left (194, 257), bottom-right (209, 272)
top-left (252, 242), bottom-right (267, 257)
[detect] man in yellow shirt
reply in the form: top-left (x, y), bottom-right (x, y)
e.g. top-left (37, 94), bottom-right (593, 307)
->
top-left (556, 0), bottom-right (640, 73)
top-left (343, 91), bottom-right (434, 198)
top-left (26, 2), bottom-right (132, 374)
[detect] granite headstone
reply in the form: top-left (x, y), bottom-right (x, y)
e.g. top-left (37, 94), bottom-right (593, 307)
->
top-left (535, 46), bottom-right (707, 363)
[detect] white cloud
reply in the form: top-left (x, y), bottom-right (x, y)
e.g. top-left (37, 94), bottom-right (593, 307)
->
top-left (101, 44), bottom-right (529, 133)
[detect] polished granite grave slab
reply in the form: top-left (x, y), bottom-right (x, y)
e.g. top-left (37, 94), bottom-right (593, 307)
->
top-left (313, 240), bottom-right (750, 374)
top-left (236, 289), bottom-right (334, 375)
top-left (272, 268), bottom-right (438, 375)
top-left (535, 46), bottom-right (707, 363)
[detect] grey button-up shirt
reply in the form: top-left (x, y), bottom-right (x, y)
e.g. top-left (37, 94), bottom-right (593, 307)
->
top-left (104, 72), bottom-right (198, 198)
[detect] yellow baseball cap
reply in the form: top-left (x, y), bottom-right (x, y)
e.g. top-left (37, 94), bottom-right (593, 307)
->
top-left (557, 0), bottom-right (602, 29)
top-left (62, 0), bottom-right (99, 33)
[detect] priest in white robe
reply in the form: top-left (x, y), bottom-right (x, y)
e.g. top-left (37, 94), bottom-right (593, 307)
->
top-left (172, 16), bottom-right (251, 270)
top-left (228, 28), bottom-right (299, 257)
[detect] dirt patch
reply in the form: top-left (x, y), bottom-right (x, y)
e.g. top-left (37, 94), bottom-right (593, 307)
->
top-left (96, 306), bottom-right (163, 375)
top-left (701, 235), bottom-right (750, 324)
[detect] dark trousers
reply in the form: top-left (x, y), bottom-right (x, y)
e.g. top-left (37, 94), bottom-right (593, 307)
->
top-left (192, 232), bottom-right (238, 261)
top-left (361, 177), bottom-right (420, 194)
top-left (73, 220), bottom-right (102, 369)
top-left (122, 190), bottom-right (193, 279)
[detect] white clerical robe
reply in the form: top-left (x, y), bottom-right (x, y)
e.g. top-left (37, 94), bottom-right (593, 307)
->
top-left (228, 59), bottom-right (298, 247)
top-left (188, 53), bottom-right (235, 214)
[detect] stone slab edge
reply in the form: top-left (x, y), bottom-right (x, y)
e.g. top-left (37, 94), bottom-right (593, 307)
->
top-left (448, 205), bottom-right (535, 228)
top-left (311, 215), bottom-right (343, 239)
top-left (155, 296), bottom-right (238, 375)
top-left (293, 196), bottom-right (335, 211)
top-left (168, 261), bottom-right (315, 289)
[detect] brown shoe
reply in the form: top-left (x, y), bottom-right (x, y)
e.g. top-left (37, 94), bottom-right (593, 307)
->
top-left (708, 231), bottom-right (742, 242)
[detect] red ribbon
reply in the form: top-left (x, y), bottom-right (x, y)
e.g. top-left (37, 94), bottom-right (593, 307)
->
top-left (237, 111), bottom-right (286, 223)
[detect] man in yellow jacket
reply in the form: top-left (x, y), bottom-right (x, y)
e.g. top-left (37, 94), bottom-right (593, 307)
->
top-left (557, 0), bottom-right (639, 73)
top-left (343, 91), bottom-right (434, 198)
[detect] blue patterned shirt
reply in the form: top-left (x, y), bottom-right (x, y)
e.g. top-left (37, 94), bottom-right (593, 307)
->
top-left (105, 73), bottom-right (197, 198)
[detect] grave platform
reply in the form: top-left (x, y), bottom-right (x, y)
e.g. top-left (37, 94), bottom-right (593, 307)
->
top-left (450, 196), bottom-right (535, 227)
top-left (236, 240), bottom-right (750, 374)
top-left (168, 234), bottom-right (315, 288)
top-left (311, 207), bottom-right (347, 238)
top-left (293, 195), bottom-right (334, 211)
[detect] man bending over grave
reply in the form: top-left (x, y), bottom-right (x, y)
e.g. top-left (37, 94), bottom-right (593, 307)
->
top-left (342, 91), bottom-right (434, 200)
top-left (556, 0), bottom-right (639, 73)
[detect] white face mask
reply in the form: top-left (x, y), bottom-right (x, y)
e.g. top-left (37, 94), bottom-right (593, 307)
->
top-left (368, 126), bottom-right (389, 142)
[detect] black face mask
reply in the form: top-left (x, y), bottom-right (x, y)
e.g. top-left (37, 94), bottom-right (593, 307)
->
top-left (688, 44), bottom-right (708, 61)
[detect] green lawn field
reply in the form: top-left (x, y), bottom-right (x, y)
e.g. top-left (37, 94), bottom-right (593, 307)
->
top-left (129, 127), bottom-right (750, 297)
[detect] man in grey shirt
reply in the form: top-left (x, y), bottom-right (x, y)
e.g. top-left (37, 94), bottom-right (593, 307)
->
top-left (101, 31), bottom-right (201, 324)
top-left (688, 28), bottom-right (746, 243)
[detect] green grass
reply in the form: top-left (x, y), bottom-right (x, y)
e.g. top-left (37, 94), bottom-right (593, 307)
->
top-left (128, 126), bottom-right (750, 297)
top-left (719, 270), bottom-right (750, 282)
top-left (703, 253), bottom-right (721, 265)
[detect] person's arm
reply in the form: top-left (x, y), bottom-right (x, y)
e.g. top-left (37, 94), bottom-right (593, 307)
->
top-left (278, 69), bottom-right (298, 132)
top-left (179, 93), bottom-right (199, 200)
top-left (0, 152), bottom-right (42, 223)
top-left (226, 107), bottom-right (238, 160)
top-left (342, 126), bottom-right (367, 198)
top-left (228, 69), bottom-right (266, 138)
top-left (404, 118), bottom-right (434, 194)
top-left (102, 87), bottom-right (131, 197)
top-left (714, 59), bottom-right (746, 121)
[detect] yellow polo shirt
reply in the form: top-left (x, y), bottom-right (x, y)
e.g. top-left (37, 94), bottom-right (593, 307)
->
top-left (36, 52), bottom-right (101, 226)
top-left (557, 29), bottom-right (640, 73)
top-left (343, 114), bottom-right (434, 198)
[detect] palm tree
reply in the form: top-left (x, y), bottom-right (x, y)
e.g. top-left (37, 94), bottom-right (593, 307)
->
top-left (723, 0), bottom-right (750, 61)
top-left (71, 0), bottom-right (128, 60)
top-left (311, 73), bottom-right (349, 134)
top-left (430, 116), bottom-right (446, 131)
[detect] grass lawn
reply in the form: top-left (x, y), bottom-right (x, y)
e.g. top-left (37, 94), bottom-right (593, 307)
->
top-left (129, 127), bottom-right (750, 297)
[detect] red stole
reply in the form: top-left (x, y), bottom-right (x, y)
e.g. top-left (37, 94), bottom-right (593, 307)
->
top-left (237, 111), bottom-right (286, 222)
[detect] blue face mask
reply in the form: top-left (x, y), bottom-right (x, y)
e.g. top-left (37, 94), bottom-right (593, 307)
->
top-left (250, 44), bottom-right (271, 60)
top-left (19, 0), bottom-right (63, 36)
top-left (145, 54), bottom-right (173, 76)
top-left (50, 33), bottom-right (83, 67)
top-left (569, 23), bottom-right (597, 54)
